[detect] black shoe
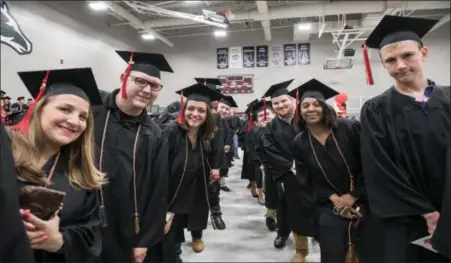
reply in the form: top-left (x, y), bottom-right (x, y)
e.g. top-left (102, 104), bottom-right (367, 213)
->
top-left (266, 218), bottom-right (277, 231)
top-left (220, 186), bottom-right (231, 192)
top-left (246, 183), bottom-right (252, 189)
top-left (212, 215), bottom-right (226, 230)
top-left (273, 235), bottom-right (287, 249)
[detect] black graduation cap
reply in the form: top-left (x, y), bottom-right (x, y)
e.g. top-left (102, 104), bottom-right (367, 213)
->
top-left (262, 79), bottom-right (294, 99)
top-left (17, 67), bottom-right (103, 105)
top-left (27, 98), bottom-right (33, 101)
top-left (365, 15), bottom-right (438, 49)
top-left (245, 99), bottom-right (259, 115)
top-left (0, 90), bottom-right (5, 97)
top-left (4, 96), bottom-right (11, 100)
top-left (175, 83), bottom-right (223, 104)
top-left (289, 78), bottom-right (339, 101)
top-left (116, 50), bottom-right (174, 79)
top-left (194, 78), bottom-right (222, 91)
top-left (220, 95), bottom-right (238, 108)
top-left (17, 96), bottom-right (25, 100)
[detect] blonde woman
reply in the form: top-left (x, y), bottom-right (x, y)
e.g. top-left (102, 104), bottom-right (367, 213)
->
top-left (9, 67), bottom-right (106, 263)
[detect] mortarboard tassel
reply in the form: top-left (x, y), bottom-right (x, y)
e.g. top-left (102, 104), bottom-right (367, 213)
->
top-left (263, 99), bottom-right (267, 121)
top-left (10, 70), bottom-right (50, 134)
top-left (345, 222), bottom-right (357, 263)
top-left (121, 51), bottom-right (135, 99)
top-left (362, 43), bottom-right (374, 86)
top-left (295, 88), bottom-right (300, 123)
top-left (247, 113), bottom-right (253, 132)
top-left (177, 91), bottom-right (184, 125)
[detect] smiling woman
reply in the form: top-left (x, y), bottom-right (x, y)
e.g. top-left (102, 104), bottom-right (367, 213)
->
top-left (6, 67), bottom-right (106, 263)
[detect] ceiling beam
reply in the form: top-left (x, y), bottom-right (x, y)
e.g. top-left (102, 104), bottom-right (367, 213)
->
top-left (430, 13), bottom-right (451, 32)
top-left (255, 1), bottom-right (271, 41)
top-left (141, 1), bottom-right (450, 29)
top-left (104, 1), bottom-right (174, 47)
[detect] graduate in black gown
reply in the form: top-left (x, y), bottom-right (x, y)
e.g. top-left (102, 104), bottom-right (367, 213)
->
top-left (291, 79), bottom-right (384, 263)
top-left (10, 68), bottom-right (106, 262)
top-left (261, 80), bottom-right (310, 262)
top-left (0, 123), bottom-right (34, 263)
top-left (360, 15), bottom-right (450, 263)
top-left (216, 95), bottom-right (237, 192)
top-left (95, 51), bottom-right (171, 263)
top-left (152, 84), bottom-right (224, 263)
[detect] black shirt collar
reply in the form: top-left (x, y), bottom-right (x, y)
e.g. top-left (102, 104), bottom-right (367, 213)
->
top-left (107, 89), bottom-right (150, 126)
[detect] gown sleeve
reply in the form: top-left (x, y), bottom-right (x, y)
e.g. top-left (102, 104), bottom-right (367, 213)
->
top-left (136, 134), bottom-right (169, 248)
top-left (262, 122), bottom-right (291, 174)
top-left (0, 124), bottom-right (35, 263)
top-left (291, 133), bottom-right (315, 204)
top-left (347, 120), bottom-right (366, 201)
top-left (360, 100), bottom-right (436, 218)
top-left (211, 115), bottom-right (226, 169)
top-left (60, 191), bottom-right (102, 263)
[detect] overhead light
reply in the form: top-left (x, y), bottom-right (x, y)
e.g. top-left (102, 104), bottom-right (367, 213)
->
top-left (141, 33), bottom-right (156, 40)
top-left (88, 1), bottom-right (108, 11)
top-left (298, 23), bottom-right (312, 31)
top-left (214, 30), bottom-right (227, 37)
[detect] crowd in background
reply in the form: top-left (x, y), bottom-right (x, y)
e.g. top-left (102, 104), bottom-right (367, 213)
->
top-left (0, 91), bottom-right (33, 125)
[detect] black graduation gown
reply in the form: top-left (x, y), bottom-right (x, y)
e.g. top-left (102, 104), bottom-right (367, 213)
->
top-left (93, 90), bottom-right (169, 262)
top-left (16, 148), bottom-right (102, 263)
top-left (360, 85), bottom-right (450, 218)
top-left (432, 147), bottom-right (451, 259)
top-left (154, 101), bottom-right (180, 126)
top-left (262, 116), bottom-right (308, 234)
top-left (257, 126), bottom-right (278, 210)
top-left (163, 123), bottom-right (218, 233)
top-left (0, 124), bottom-right (34, 263)
top-left (244, 126), bottom-right (263, 187)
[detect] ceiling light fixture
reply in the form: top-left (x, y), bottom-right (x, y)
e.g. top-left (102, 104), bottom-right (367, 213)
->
top-left (214, 30), bottom-right (227, 37)
top-left (298, 23), bottom-right (312, 31)
top-left (88, 1), bottom-right (108, 11)
top-left (141, 33), bottom-right (156, 40)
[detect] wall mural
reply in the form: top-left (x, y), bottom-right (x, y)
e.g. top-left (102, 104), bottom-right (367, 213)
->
top-left (1, 1), bottom-right (33, 55)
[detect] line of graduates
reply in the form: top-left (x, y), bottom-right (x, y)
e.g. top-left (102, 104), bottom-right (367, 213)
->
top-left (0, 49), bottom-right (244, 263)
top-left (0, 14), bottom-right (449, 263)
top-left (238, 15), bottom-right (450, 263)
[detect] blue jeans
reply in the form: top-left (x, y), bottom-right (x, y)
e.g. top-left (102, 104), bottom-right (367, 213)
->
top-left (233, 134), bottom-right (239, 157)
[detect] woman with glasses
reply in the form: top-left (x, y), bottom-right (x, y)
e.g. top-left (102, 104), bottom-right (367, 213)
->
top-left (8, 67), bottom-right (106, 263)
top-left (291, 79), bottom-right (383, 263)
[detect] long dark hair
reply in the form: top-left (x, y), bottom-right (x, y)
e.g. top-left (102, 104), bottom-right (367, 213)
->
top-left (180, 99), bottom-right (217, 141)
top-left (296, 98), bottom-right (337, 130)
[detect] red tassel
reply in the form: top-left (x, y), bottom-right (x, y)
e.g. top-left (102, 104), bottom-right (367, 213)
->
top-left (9, 70), bottom-right (50, 134)
top-left (295, 88), bottom-right (300, 123)
top-left (263, 99), bottom-right (267, 121)
top-left (362, 43), bottom-right (374, 86)
top-left (121, 51), bottom-right (135, 98)
top-left (247, 114), bottom-right (253, 132)
top-left (177, 91), bottom-right (184, 125)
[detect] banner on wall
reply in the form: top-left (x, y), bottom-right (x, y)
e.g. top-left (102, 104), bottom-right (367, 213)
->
top-left (242, 46), bottom-right (255, 68)
top-left (217, 48), bottom-right (229, 69)
top-left (270, 45), bottom-right (283, 67)
top-left (297, 43), bottom-right (311, 65)
top-left (256, 45), bottom-right (268, 67)
top-left (284, 44), bottom-right (297, 66)
top-left (229, 46), bottom-right (243, 68)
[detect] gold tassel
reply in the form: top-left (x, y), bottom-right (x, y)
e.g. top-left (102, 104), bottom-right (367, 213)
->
top-left (345, 242), bottom-right (357, 263)
top-left (345, 222), bottom-right (357, 263)
top-left (134, 213), bottom-right (140, 234)
top-left (350, 174), bottom-right (355, 192)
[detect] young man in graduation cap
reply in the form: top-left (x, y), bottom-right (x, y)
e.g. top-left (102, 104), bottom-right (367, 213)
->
top-left (216, 95), bottom-right (238, 192)
top-left (261, 80), bottom-right (309, 262)
top-left (245, 99), bottom-right (278, 230)
top-left (360, 15), bottom-right (450, 263)
top-left (94, 50), bottom-right (172, 263)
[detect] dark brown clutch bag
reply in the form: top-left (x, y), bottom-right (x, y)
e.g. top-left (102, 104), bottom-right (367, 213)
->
top-left (19, 185), bottom-right (66, 220)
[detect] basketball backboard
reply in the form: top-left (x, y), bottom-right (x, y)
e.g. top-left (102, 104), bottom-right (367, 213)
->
top-left (324, 58), bottom-right (353, 70)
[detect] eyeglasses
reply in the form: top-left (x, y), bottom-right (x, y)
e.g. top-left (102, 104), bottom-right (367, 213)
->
top-left (129, 76), bottom-right (163, 91)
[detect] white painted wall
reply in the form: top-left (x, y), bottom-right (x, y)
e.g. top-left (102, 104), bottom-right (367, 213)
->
top-left (1, 1), bottom-right (449, 114)
top-left (0, 1), bottom-right (140, 100)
